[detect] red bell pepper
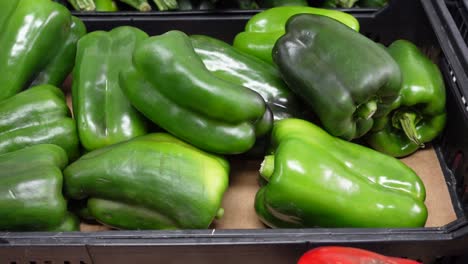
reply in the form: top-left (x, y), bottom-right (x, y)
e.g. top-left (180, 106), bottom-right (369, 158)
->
top-left (298, 247), bottom-right (421, 264)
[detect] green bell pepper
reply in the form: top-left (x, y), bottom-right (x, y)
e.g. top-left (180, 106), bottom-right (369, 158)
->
top-left (273, 14), bottom-right (402, 140)
top-left (64, 133), bottom-right (229, 229)
top-left (366, 40), bottom-right (447, 157)
top-left (49, 212), bottom-right (80, 231)
top-left (120, 30), bottom-right (269, 154)
top-left (190, 35), bottom-right (301, 122)
top-left (0, 144), bottom-right (70, 231)
top-left (191, 34), bottom-right (302, 156)
top-left (0, 85), bottom-right (79, 160)
top-left (233, 6), bottom-right (359, 64)
top-left (72, 26), bottom-right (149, 151)
top-left (0, 0), bottom-right (81, 101)
top-left (31, 16), bottom-right (87, 87)
top-left (255, 118), bottom-right (427, 228)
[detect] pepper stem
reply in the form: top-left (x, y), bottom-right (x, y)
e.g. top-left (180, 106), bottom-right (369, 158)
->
top-left (394, 111), bottom-right (424, 147)
top-left (260, 155), bottom-right (275, 181)
top-left (68, 0), bottom-right (96, 11)
top-left (215, 208), bottom-right (224, 219)
top-left (355, 100), bottom-right (378, 120)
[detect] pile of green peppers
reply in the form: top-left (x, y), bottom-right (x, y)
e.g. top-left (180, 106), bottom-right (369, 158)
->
top-left (0, 1), bottom-right (446, 231)
top-left (57, 0), bottom-right (388, 11)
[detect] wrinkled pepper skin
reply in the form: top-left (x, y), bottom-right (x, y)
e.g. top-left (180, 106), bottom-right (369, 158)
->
top-left (190, 35), bottom-right (301, 121)
top-left (120, 30), bottom-right (269, 154)
top-left (72, 26), bottom-right (149, 151)
top-left (273, 14), bottom-right (402, 140)
top-left (0, 145), bottom-right (69, 231)
top-left (298, 247), bottom-right (421, 264)
top-left (233, 6), bottom-right (359, 64)
top-left (87, 198), bottom-right (179, 230)
top-left (0, 0), bottom-right (79, 101)
top-left (64, 133), bottom-right (229, 229)
top-left (0, 85), bottom-right (79, 160)
top-left (255, 119), bottom-right (427, 228)
top-left (367, 40), bottom-right (447, 157)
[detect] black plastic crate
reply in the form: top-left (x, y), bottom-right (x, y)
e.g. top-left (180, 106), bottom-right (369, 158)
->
top-left (423, 0), bottom-right (468, 215)
top-left (1, 0), bottom-right (468, 263)
top-left (423, 0), bottom-right (468, 110)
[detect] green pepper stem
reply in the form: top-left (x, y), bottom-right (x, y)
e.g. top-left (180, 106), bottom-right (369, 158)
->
top-left (118, 0), bottom-right (152, 11)
top-left (68, 0), bottom-right (96, 11)
top-left (152, 0), bottom-right (178, 10)
top-left (396, 111), bottom-right (424, 147)
top-left (355, 100), bottom-right (377, 120)
top-left (260, 155), bottom-right (275, 181)
top-left (215, 208), bottom-right (224, 219)
top-left (138, 2), bottom-right (152, 11)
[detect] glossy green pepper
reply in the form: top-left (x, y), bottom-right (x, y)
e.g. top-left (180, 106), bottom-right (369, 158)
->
top-left (233, 6), bottom-right (359, 64)
top-left (0, 85), bottom-right (79, 160)
top-left (72, 26), bottom-right (149, 151)
top-left (366, 40), bottom-right (447, 157)
top-left (273, 14), bottom-right (401, 140)
top-left (120, 30), bottom-right (269, 154)
top-left (0, 144), bottom-right (70, 231)
top-left (191, 34), bottom-right (301, 121)
top-left (255, 118), bottom-right (427, 228)
top-left (191, 34), bottom-right (302, 156)
top-left (64, 133), bottom-right (229, 229)
top-left (31, 16), bottom-right (87, 87)
top-left (0, 0), bottom-right (83, 101)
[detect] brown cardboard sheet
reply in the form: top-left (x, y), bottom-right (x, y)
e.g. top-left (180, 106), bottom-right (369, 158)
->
top-left (80, 146), bottom-right (457, 231)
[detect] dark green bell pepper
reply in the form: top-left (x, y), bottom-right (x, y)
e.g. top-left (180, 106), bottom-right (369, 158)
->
top-left (255, 118), bottom-right (427, 228)
top-left (0, 85), bottom-right (79, 160)
top-left (64, 133), bottom-right (229, 229)
top-left (233, 6), bottom-right (359, 64)
top-left (120, 30), bottom-right (269, 154)
top-left (0, 0), bottom-right (82, 101)
top-left (0, 144), bottom-right (70, 231)
top-left (366, 40), bottom-right (447, 157)
top-left (273, 14), bottom-right (402, 140)
top-left (72, 26), bottom-right (149, 151)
